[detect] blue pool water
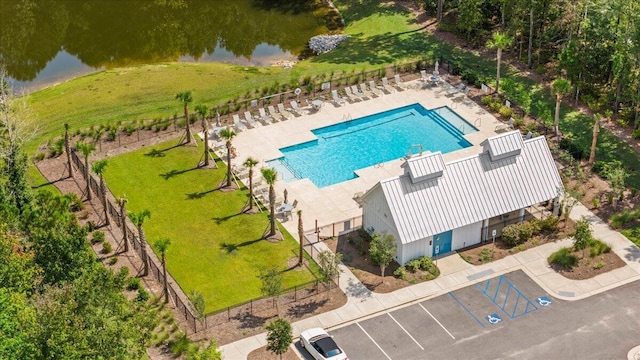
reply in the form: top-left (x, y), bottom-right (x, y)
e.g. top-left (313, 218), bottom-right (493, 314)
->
top-left (267, 104), bottom-right (476, 188)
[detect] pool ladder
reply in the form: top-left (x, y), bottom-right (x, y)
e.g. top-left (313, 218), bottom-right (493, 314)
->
top-left (407, 144), bottom-right (423, 158)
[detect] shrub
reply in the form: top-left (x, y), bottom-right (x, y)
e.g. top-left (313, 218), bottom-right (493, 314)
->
top-left (126, 277), bottom-right (142, 291)
top-left (489, 101), bottom-right (502, 112)
top-left (498, 106), bottom-right (513, 119)
top-left (169, 333), bottom-right (190, 357)
top-left (592, 198), bottom-right (599, 209)
top-left (136, 289), bottom-right (150, 302)
top-left (518, 221), bottom-right (534, 243)
top-left (34, 152), bottom-right (46, 162)
top-left (106, 128), bottom-right (117, 141)
top-left (91, 230), bottom-right (105, 244)
top-left (592, 261), bottom-right (605, 270)
top-left (393, 266), bottom-right (408, 280)
top-left (101, 241), bottom-right (113, 254)
top-left (589, 240), bottom-right (611, 257)
top-left (501, 224), bottom-right (521, 246)
top-left (633, 128), bottom-right (640, 140)
top-left (558, 138), bottom-right (586, 160)
top-left (548, 247), bottom-right (578, 269)
top-left (406, 258), bottom-right (422, 272)
top-left (512, 116), bottom-right (525, 129)
top-left (66, 193), bottom-right (84, 212)
top-left (631, 188), bottom-right (637, 198)
top-left (108, 257), bottom-right (118, 265)
top-left (419, 256), bottom-right (433, 271)
top-left (481, 96), bottom-right (493, 106)
top-left (479, 248), bottom-right (494, 262)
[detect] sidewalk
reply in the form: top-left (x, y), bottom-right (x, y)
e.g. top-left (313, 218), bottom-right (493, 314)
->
top-left (220, 201), bottom-right (640, 359)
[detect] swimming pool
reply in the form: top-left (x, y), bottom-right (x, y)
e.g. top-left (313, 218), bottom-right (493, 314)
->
top-left (267, 103), bottom-right (477, 188)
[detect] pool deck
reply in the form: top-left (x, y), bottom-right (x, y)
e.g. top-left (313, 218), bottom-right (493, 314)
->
top-left (216, 81), bottom-right (508, 234)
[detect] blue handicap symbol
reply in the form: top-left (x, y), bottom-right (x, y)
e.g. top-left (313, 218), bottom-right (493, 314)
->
top-left (486, 313), bottom-right (502, 325)
top-left (536, 296), bottom-right (552, 307)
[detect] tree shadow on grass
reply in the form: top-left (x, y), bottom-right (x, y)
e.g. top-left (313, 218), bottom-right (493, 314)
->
top-left (186, 189), bottom-right (215, 200)
top-left (144, 143), bottom-right (181, 157)
top-left (220, 238), bottom-right (263, 254)
top-left (160, 166), bottom-right (198, 180)
top-left (286, 298), bottom-right (328, 319)
top-left (212, 212), bottom-right (244, 224)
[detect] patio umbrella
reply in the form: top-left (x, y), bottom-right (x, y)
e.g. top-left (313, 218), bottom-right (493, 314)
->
top-left (216, 112), bottom-right (221, 127)
top-left (434, 61), bottom-right (439, 75)
top-left (284, 189), bottom-right (288, 204)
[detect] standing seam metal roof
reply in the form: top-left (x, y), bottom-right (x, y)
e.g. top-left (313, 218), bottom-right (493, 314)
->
top-left (378, 134), bottom-right (563, 244)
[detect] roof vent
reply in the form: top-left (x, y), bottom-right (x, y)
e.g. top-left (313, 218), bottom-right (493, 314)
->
top-left (481, 131), bottom-right (523, 161)
top-left (402, 152), bottom-right (445, 183)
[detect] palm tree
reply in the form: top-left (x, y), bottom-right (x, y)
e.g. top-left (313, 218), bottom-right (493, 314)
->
top-left (75, 141), bottom-right (96, 200)
top-left (91, 159), bottom-right (109, 226)
top-left (243, 157), bottom-right (259, 211)
top-left (154, 238), bottom-right (171, 303)
top-left (117, 195), bottom-right (129, 252)
top-left (486, 32), bottom-right (512, 94)
top-left (219, 127), bottom-right (236, 188)
top-left (551, 77), bottom-right (571, 141)
top-left (261, 167), bottom-right (278, 238)
top-left (64, 123), bottom-right (72, 178)
top-left (195, 104), bottom-right (210, 167)
top-left (176, 91), bottom-right (193, 144)
top-left (129, 209), bottom-right (151, 276)
top-left (297, 209), bottom-right (304, 266)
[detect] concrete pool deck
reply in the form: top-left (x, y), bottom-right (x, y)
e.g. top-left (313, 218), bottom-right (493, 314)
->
top-left (216, 81), bottom-right (508, 234)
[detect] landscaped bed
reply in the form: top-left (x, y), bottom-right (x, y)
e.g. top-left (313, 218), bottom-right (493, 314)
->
top-left (102, 139), bottom-right (320, 312)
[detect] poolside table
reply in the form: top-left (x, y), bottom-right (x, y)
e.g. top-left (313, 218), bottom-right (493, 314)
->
top-left (311, 99), bottom-right (323, 110)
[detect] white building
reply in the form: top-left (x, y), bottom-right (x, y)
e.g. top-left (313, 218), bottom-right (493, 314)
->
top-left (360, 131), bottom-right (564, 265)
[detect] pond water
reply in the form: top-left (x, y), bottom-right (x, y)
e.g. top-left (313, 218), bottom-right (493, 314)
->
top-left (0, 0), bottom-right (329, 91)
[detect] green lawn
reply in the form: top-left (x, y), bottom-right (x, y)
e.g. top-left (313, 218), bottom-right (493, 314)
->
top-left (103, 139), bottom-right (317, 312)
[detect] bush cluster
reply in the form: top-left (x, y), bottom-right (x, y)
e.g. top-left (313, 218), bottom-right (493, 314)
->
top-left (502, 217), bottom-right (559, 247)
top-left (91, 230), bottom-right (105, 244)
top-left (548, 247), bottom-right (578, 268)
top-left (559, 138), bottom-right (586, 160)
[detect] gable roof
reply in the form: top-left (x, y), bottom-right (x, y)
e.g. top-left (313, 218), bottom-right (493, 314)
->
top-left (375, 132), bottom-right (563, 244)
top-left (481, 131), bottom-right (523, 161)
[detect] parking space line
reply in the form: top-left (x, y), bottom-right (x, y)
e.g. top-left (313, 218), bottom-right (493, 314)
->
top-left (356, 322), bottom-right (393, 360)
top-left (447, 292), bottom-right (486, 328)
top-left (418, 303), bottom-right (456, 339)
top-left (387, 313), bottom-right (424, 350)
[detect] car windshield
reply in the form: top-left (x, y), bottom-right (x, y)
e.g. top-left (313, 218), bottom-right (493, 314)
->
top-left (315, 337), bottom-right (342, 357)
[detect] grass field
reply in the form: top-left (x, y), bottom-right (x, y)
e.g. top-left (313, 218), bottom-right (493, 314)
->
top-left (103, 139), bottom-right (318, 312)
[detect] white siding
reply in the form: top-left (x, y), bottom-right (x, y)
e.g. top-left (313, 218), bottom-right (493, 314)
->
top-left (362, 186), bottom-right (402, 262)
top-left (452, 221), bottom-right (482, 250)
top-left (399, 237), bottom-right (431, 265)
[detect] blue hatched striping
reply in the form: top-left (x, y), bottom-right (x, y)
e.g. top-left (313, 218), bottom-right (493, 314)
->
top-left (475, 275), bottom-right (538, 319)
top-left (448, 292), bottom-right (486, 328)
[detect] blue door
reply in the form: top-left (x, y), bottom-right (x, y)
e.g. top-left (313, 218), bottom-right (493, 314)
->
top-left (432, 230), bottom-right (453, 256)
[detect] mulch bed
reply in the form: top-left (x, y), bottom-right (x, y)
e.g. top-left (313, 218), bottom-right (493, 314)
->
top-left (550, 251), bottom-right (627, 280)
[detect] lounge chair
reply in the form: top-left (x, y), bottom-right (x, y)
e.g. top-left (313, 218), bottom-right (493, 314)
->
top-left (232, 114), bottom-right (247, 132)
top-left (277, 103), bottom-right (294, 119)
top-left (289, 101), bottom-right (306, 116)
top-left (393, 74), bottom-right (406, 90)
top-left (495, 117), bottom-right (515, 132)
top-left (268, 105), bottom-right (286, 121)
top-left (258, 107), bottom-right (273, 125)
top-left (447, 83), bottom-right (466, 96)
top-left (420, 70), bottom-right (428, 82)
top-left (368, 81), bottom-right (385, 96)
top-left (243, 111), bottom-right (258, 128)
top-left (381, 77), bottom-right (396, 93)
top-left (343, 86), bottom-right (362, 102)
top-left (351, 85), bottom-right (368, 100)
top-left (360, 83), bottom-right (379, 98)
top-left (331, 90), bottom-right (346, 106)
top-left (461, 88), bottom-right (474, 106)
top-left (524, 131), bottom-right (534, 140)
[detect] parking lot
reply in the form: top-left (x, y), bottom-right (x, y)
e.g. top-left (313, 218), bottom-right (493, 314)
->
top-left (296, 270), bottom-right (640, 359)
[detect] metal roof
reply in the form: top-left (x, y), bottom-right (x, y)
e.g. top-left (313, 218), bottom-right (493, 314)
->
top-left (376, 133), bottom-right (563, 244)
top-left (402, 152), bottom-right (445, 183)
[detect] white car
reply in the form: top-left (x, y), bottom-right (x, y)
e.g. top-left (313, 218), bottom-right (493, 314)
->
top-left (300, 328), bottom-right (348, 360)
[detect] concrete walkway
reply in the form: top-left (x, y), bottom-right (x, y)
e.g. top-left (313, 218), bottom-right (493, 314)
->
top-left (220, 200), bottom-right (640, 359)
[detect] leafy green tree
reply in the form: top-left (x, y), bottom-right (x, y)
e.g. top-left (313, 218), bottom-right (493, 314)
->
top-left (317, 250), bottom-right (342, 292)
top-left (154, 238), bottom-right (171, 303)
top-left (195, 104), bottom-right (210, 166)
top-left (551, 77), bottom-right (571, 140)
top-left (176, 91), bottom-right (194, 144)
top-left (0, 226), bottom-right (40, 294)
top-left (265, 318), bottom-right (293, 360)
top-left (0, 289), bottom-right (38, 360)
top-left (219, 127), bottom-right (236, 188)
top-left (243, 157), bottom-right (259, 211)
top-left (572, 217), bottom-right (592, 258)
top-left (486, 31), bottom-right (512, 94)
top-left (189, 290), bottom-right (206, 329)
top-left (129, 209), bottom-right (151, 276)
top-left (258, 266), bottom-right (283, 312)
top-left (21, 191), bottom-right (92, 284)
top-left (91, 159), bottom-right (109, 226)
top-left (603, 162), bottom-right (628, 207)
top-left (456, 0), bottom-right (484, 41)
top-left (261, 167), bottom-right (278, 238)
top-left (75, 141), bottom-right (96, 200)
top-left (370, 231), bottom-right (396, 280)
